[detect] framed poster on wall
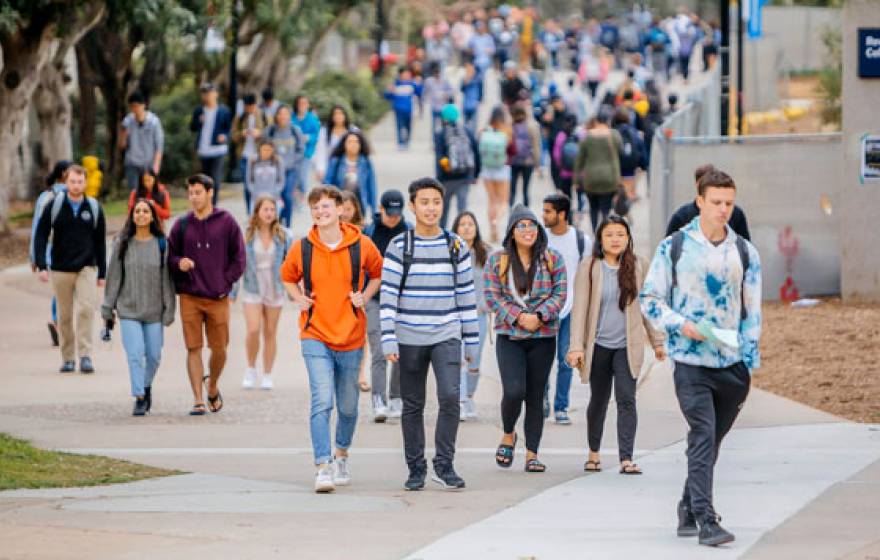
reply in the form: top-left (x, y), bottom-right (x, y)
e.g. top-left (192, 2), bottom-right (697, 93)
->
top-left (861, 134), bottom-right (880, 183)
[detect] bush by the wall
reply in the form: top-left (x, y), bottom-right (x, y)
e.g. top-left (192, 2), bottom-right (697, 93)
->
top-left (148, 85), bottom-right (200, 187)
top-left (289, 69), bottom-right (388, 129)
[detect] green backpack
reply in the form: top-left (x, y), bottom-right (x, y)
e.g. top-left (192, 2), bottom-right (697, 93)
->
top-left (479, 129), bottom-right (508, 169)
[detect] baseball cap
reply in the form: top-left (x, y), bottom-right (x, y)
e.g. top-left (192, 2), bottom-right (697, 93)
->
top-left (199, 82), bottom-right (216, 93)
top-left (380, 190), bottom-right (405, 216)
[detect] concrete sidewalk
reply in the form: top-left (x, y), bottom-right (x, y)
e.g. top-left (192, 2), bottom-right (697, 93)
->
top-left (2, 68), bottom-right (879, 560)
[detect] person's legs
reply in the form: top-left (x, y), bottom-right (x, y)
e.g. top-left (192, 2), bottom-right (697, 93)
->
top-left (301, 339), bottom-right (336, 466)
top-left (124, 164), bottom-right (142, 191)
top-left (119, 319), bottom-right (147, 397)
top-left (430, 339), bottom-right (462, 469)
top-left (332, 346), bottom-right (363, 455)
top-left (587, 344), bottom-right (616, 453)
top-left (611, 349), bottom-right (638, 462)
top-left (597, 192), bottom-right (614, 225)
top-left (394, 111), bottom-right (405, 147)
top-left (454, 181), bottom-right (469, 220)
top-left (522, 337), bottom-right (556, 454)
top-left (621, 176), bottom-right (636, 200)
top-left (179, 295), bottom-right (207, 404)
top-left (401, 111), bottom-right (413, 147)
top-left (465, 312), bottom-right (488, 398)
top-left (509, 165), bottom-right (522, 208)
top-left (366, 299), bottom-right (389, 402)
top-left (142, 321), bottom-right (163, 390)
top-left (298, 158), bottom-right (312, 196)
top-left (496, 335), bottom-right (527, 435)
top-left (399, 344), bottom-right (431, 470)
top-left (240, 158), bottom-right (251, 213)
top-left (440, 181), bottom-right (455, 229)
top-left (73, 266), bottom-right (97, 359)
top-left (280, 168), bottom-right (296, 227)
top-left (201, 157), bottom-right (224, 206)
top-left (51, 271), bottom-right (77, 362)
top-left (243, 303), bottom-right (262, 369)
top-left (520, 165), bottom-right (534, 207)
top-left (553, 315), bottom-right (573, 413)
top-left (261, 306), bottom-right (282, 374)
top-left (203, 297), bottom-right (230, 397)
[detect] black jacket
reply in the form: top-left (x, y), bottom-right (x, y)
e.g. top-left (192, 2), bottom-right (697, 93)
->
top-left (34, 193), bottom-right (107, 278)
top-left (665, 201), bottom-right (751, 241)
top-left (365, 214), bottom-right (410, 300)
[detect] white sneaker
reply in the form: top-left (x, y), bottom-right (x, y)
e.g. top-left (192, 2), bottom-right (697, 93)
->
top-left (314, 465), bottom-right (335, 493)
top-left (465, 398), bottom-right (478, 419)
top-left (459, 401), bottom-right (468, 422)
top-left (373, 394), bottom-right (388, 423)
top-left (388, 398), bottom-right (403, 419)
top-left (242, 368), bottom-right (258, 389)
top-left (260, 374), bottom-right (274, 390)
top-left (333, 456), bottom-right (351, 486)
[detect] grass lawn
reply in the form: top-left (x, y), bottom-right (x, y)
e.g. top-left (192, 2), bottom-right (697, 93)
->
top-left (0, 433), bottom-right (181, 491)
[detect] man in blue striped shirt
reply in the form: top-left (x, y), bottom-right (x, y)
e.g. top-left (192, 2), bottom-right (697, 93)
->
top-left (381, 178), bottom-right (480, 491)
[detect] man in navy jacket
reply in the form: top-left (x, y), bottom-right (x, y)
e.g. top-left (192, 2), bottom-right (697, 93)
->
top-left (190, 83), bottom-right (232, 205)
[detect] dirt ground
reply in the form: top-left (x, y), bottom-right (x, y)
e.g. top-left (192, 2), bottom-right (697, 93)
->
top-left (748, 75), bottom-right (836, 136)
top-left (756, 299), bottom-right (880, 423)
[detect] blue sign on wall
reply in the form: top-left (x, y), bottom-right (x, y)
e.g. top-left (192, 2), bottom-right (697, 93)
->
top-left (859, 29), bottom-right (880, 78)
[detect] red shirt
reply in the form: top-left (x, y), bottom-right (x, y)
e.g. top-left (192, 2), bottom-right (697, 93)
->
top-left (128, 185), bottom-right (171, 221)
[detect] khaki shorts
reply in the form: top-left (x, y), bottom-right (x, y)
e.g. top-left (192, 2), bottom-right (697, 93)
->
top-left (179, 294), bottom-right (230, 351)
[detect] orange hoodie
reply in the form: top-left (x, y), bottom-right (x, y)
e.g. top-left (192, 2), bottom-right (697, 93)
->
top-left (280, 222), bottom-right (383, 351)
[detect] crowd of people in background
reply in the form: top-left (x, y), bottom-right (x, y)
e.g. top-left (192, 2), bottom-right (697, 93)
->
top-left (27, 3), bottom-right (759, 549)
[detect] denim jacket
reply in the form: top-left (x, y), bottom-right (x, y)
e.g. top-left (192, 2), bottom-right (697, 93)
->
top-left (639, 216), bottom-right (762, 371)
top-left (325, 155), bottom-right (377, 216)
top-left (231, 228), bottom-right (293, 299)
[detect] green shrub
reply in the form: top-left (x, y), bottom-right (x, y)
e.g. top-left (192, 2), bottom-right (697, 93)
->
top-left (289, 69), bottom-right (388, 129)
top-left (149, 84), bottom-right (201, 187)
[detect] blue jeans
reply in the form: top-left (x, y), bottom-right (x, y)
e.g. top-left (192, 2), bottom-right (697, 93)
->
top-left (239, 158), bottom-right (251, 214)
top-left (546, 314), bottom-right (573, 413)
top-left (460, 311), bottom-right (488, 400)
top-left (120, 320), bottom-right (163, 397)
top-left (298, 158), bottom-right (312, 195)
top-left (463, 108), bottom-right (478, 135)
top-left (280, 167), bottom-right (298, 227)
top-left (394, 110), bottom-right (412, 147)
top-left (301, 339), bottom-right (363, 465)
top-left (124, 163), bottom-right (145, 191)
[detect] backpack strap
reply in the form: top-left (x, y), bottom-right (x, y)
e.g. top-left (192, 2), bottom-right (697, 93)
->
top-left (398, 229), bottom-right (415, 293)
top-left (349, 238), bottom-right (361, 317)
top-left (86, 196), bottom-right (100, 229)
top-left (158, 236), bottom-right (167, 269)
top-left (50, 192), bottom-right (66, 227)
top-left (301, 238), bottom-right (314, 330)
top-left (735, 236), bottom-right (750, 321)
top-left (669, 230), bottom-right (685, 301)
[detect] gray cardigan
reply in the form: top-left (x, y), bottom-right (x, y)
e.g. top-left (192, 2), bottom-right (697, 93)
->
top-left (102, 236), bottom-right (176, 326)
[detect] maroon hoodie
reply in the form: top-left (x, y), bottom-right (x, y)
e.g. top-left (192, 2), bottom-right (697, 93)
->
top-left (167, 208), bottom-right (246, 299)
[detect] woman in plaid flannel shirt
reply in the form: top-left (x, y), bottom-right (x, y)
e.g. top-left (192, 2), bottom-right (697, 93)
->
top-left (484, 204), bottom-right (567, 473)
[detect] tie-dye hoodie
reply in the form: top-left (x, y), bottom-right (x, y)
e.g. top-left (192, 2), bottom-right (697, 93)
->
top-left (639, 216), bottom-right (762, 371)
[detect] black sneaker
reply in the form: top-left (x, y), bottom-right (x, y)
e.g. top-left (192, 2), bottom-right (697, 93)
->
top-left (79, 357), bottom-right (95, 374)
top-left (698, 517), bottom-right (735, 547)
top-left (59, 361), bottom-right (75, 373)
top-left (431, 464), bottom-right (466, 490)
top-left (47, 322), bottom-right (59, 347)
top-left (132, 398), bottom-right (148, 416)
top-left (677, 500), bottom-right (698, 537)
top-left (404, 466), bottom-right (427, 491)
top-left (144, 386), bottom-right (152, 412)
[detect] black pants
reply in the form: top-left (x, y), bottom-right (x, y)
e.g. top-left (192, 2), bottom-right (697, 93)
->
top-left (199, 156), bottom-right (225, 206)
top-left (587, 345), bottom-right (637, 462)
top-left (399, 340), bottom-right (461, 470)
top-left (679, 54), bottom-right (692, 80)
top-left (497, 335), bottom-right (556, 453)
top-left (587, 192), bottom-right (614, 232)
top-left (509, 164), bottom-right (534, 208)
top-left (674, 361), bottom-right (750, 523)
top-left (558, 176), bottom-right (574, 224)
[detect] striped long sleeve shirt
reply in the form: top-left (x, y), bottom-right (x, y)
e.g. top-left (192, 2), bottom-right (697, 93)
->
top-left (380, 231), bottom-right (480, 363)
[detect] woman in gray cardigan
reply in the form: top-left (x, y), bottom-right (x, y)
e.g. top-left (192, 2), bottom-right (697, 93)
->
top-left (566, 215), bottom-right (665, 474)
top-left (102, 199), bottom-right (176, 416)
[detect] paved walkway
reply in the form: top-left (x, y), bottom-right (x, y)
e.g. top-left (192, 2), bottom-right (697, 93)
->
top-left (1, 68), bottom-right (879, 560)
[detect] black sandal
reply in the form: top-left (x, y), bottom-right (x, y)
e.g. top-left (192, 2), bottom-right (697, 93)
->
top-left (495, 434), bottom-right (517, 468)
top-left (189, 403), bottom-right (207, 416)
top-left (524, 458), bottom-right (546, 473)
top-left (620, 463), bottom-right (643, 475)
top-left (207, 390), bottom-right (223, 413)
top-left (584, 460), bottom-right (602, 472)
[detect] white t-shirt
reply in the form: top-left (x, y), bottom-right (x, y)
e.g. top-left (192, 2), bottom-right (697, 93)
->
top-left (546, 226), bottom-right (588, 319)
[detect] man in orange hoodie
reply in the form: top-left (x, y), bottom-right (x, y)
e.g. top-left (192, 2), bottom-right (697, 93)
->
top-left (281, 185), bottom-right (383, 494)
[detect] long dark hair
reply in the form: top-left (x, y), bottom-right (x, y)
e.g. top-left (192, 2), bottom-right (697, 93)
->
top-left (137, 169), bottom-right (166, 207)
top-left (503, 218), bottom-right (547, 295)
top-left (118, 198), bottom-right (165, 264)
top-left (324, 105), bottom-right (351, 141)
top-left (592, 215), bottom-right (637, 311)
top-left (331, 130), bottom-right (371, 158)
top-left (452, 210), bottom-right (489, 268)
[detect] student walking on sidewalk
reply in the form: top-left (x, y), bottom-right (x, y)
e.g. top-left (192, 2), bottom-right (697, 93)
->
top-left (232, 196), bottom-right (292, 391)
top-left (102, 200), bottom-right (176, 416)
top-left (190, 83), bottom-right (232, 206)
top-left (281, 186), bottom-right (383, 494)
top-left (566, 215), bottom-right (665, 474)
top-left (640, 169), bottom-right (762, 547)
top-left (127, 169), bottom-right (171, 223)
top-left (363, 190), bottom-right (410, 422)
top-left (266, 104), bottom-right (306, 227)
top-left (381, 178), bottom-right (480, 491)
top-left (484, 204), bottom-right (566, 473)
top-left (168, 174), bottom-right (246, 416)
top-left (34, 164), bottom-right (107, 374)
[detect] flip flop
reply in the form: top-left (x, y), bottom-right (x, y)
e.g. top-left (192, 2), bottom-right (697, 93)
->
top-left (207, 390), bottom-right (223, 413)
top-left (620, 463), bottom-right (643, 475)
top-left (495, 434), bottom-right (517, 468)
top-left (189, 403), bottom-right (207, 416)
top-left (584, 460), bottom-right (602, 472)
top-left (524, 458), bottom-right (546, 473)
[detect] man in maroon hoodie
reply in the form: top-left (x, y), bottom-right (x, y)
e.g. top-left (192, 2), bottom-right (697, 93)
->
top-left (168, 174), bottom-right (246, 415)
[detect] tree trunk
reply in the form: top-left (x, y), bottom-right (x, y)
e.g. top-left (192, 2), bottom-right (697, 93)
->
top-left (75, 44), bottom-right (98, 153)
top-left (32, 55), bottom-right (74, 188)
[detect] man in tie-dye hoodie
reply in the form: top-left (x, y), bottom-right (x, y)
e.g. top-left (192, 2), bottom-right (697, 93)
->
top-left (639, 168), bottom-right (762, 548)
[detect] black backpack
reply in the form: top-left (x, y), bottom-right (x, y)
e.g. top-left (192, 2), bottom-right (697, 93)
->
top-left (398, 229), bottom-right (461, 292)
top-left (443, 125), bottom-right (476, 176)
top-left (560, 134), bottom-right (580, 172)
top-left (617, 125), bottom-right (643, 171)
top-left (300, 237), bottom-right (362, 331)
top-left (670, 230), bottom-right (750, 321)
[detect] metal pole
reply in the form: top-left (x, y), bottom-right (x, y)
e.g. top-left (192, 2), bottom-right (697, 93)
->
top-left (228, 0), bottom-right (240, 112)
top-left (374, 0), bottom-right (385, 79)
top-left (720, 0), bottom-right (730, 136)
top-left (736, 0), bottom-right (744, 135)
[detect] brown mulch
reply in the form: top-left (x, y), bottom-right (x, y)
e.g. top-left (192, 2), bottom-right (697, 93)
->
top-left (0, 230), bottom-right (31, 271)
top-left (755, 299), bottom-right (880, 423)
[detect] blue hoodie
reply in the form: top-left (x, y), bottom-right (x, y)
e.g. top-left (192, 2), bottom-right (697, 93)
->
top-left (385, 79), bottom-right (422, 115)
top-left (639, 216), bottom-right (762, 371)
top-left (291, 110), bottom-right (321, 159)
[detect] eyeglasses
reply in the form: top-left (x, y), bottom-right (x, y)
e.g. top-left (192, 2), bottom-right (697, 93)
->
top-left (514, 222), bottom-right (538, 232)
